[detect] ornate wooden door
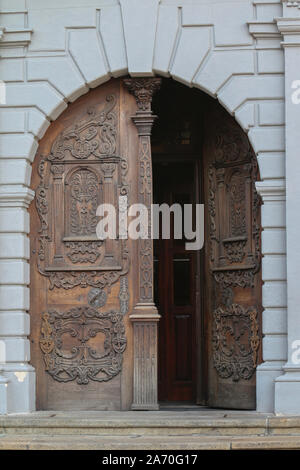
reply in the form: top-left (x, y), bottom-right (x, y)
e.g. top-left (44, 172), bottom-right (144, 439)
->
top-left (203, 103), bottom-right (262, 409)
top-left (30, 79), bottom-right (140, 410)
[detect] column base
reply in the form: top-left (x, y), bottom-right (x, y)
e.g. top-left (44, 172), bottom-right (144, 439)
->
top-left (1, 364), bottom-right (35, 413)
top-left (256, 362), bottom-right (284, 413)
top-left (130, 304), bottom-right (160, 411)
top-left (131, 403), bottom-right (160, 411)
top-left (275, 365), bottom-right (300, 415)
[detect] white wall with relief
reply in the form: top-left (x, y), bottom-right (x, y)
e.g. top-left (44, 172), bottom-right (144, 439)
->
top-left (0, 0), bottom-right (295, 414)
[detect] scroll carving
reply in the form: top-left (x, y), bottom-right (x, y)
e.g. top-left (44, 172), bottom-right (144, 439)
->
top-left (48, 246), bottom-right (129, 290)
top-left (65, 241), bottom-right (103, 264)
top-left (212, 304), bottom-right (259, 381)
top-left (48, 96), bottom-right (117, 161)
top-left (39, 307), bottom-right (127, 384)
top-left (213, 269), bottom-right (255, 289)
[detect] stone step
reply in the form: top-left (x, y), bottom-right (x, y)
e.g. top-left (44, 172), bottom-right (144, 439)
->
top-left (0, 415), bottom-right (269, 437)
top-left (1, 411), bottom-right (300, 449)
top-left (1, 433), bottom-right (300, 450)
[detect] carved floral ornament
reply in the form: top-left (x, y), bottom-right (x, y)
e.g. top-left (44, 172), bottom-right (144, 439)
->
top-left (49, 95), bottom-right (117, 161)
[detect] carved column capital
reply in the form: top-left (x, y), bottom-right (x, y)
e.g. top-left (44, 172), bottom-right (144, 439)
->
top-left (123, 78), bottom-right (161, 113)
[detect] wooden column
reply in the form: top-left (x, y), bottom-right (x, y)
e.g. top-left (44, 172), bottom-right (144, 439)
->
top-left (124, 78), bottom-right (161, 410)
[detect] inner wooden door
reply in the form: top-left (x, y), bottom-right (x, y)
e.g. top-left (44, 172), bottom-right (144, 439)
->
top-left (154, 161), bottom-right (198, 402)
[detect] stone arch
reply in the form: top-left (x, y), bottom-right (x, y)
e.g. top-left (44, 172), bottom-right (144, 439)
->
top-left (0, 0), bottom-right (286, 413)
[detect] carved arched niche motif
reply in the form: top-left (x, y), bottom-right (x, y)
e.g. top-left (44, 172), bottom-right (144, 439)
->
top-left (63, 166), bottom-right (104, 265)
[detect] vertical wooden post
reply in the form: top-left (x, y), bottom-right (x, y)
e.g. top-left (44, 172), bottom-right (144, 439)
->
top-left (124, 78), bottom-right (161, 410)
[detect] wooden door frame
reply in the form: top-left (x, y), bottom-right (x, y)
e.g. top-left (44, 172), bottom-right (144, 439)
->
top-left (124, 78), bottom-right (206, 409)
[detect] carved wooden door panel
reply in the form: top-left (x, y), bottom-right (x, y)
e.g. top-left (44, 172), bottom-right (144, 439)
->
top-left (203, 103), bottom-right (262, 409)
top-left (30, 79), bottom-right (138, 410)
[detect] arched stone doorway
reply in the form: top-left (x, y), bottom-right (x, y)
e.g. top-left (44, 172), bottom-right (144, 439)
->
top-left (0, 1), bottom-right (287, 415)
top-left (29, 77), bottom-right (262, 411)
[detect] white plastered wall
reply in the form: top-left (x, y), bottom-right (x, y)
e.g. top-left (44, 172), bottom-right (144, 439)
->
top-left (0, 0), bottom-right (287, 414)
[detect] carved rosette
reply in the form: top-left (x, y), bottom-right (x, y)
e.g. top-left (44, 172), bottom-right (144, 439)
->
top-left (212, 304), bottom-right (259, 382)
top-left (39, 307), bottom-right (127, 384)
top-left (223, 238), bottom-right (247, 264)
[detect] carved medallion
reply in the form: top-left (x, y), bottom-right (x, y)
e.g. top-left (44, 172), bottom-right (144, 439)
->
top-left (88, 288), bottom-right (107, 308)
top-left (39, 307), bottom-right (127, 384)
